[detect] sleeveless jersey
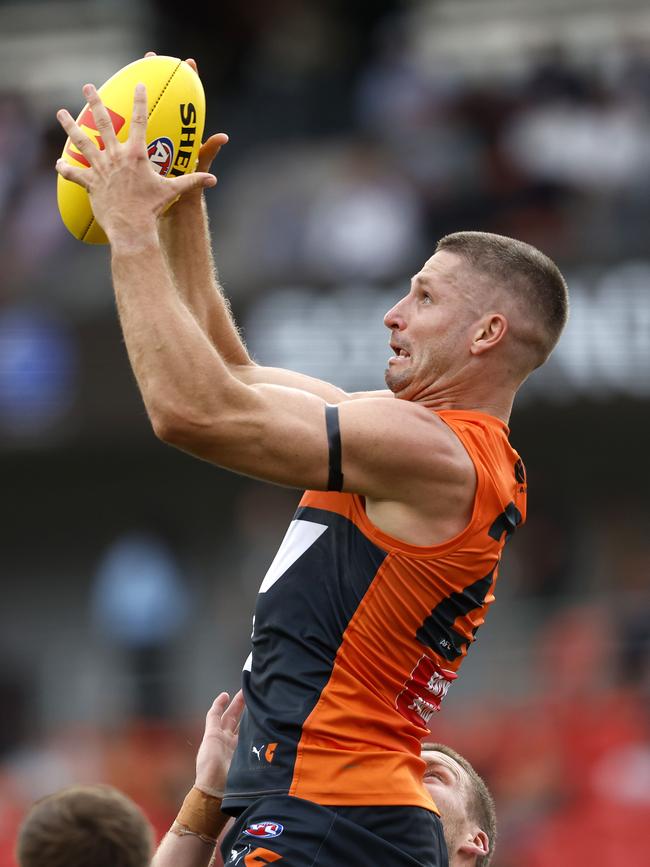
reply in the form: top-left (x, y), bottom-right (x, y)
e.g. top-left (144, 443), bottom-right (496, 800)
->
top-left (222, 410), bottom-right (527, 813)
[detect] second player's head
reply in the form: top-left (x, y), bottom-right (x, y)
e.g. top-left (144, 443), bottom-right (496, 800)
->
top-left (384, 231), bottom-right (568, 403)
top-left (16, 784), bottom-right (153, 867)
top-left (421, 742), bottom-right (496, 867)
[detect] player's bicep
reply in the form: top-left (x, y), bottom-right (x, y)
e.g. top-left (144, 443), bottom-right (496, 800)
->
top-left (176, 383), bottom-right (335, 490)
top-left (167, 384), bottom-right (466, 499)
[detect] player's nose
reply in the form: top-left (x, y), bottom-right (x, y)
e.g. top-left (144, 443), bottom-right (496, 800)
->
top-left (384, 297), bottom-right (408, 330)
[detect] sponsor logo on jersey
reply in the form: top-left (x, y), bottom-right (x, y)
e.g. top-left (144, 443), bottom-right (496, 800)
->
top-left (226, 844), bottom-right (283, 866)
top-left (243, 821), bottom-right (284, 839)
top-left (147, 136), bottom-right (174, 175)
top-left (245, 850), bottom-right (283, 865)
top-left (396, 655), bottom-right (457, 725)
top-left (226, 843), bottom-right (252, 865)
top-left (250, 742), bottom-right (278, 765)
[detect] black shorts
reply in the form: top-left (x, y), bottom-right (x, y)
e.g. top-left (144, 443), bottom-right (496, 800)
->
top-left (220, 794), bottom-right (448, 866)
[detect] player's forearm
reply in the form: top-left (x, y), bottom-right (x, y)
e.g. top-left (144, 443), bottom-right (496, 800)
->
top-left (151, 831), bottom-right (216, 867)
top-left (231, 363), bottom-right (352, 402)
top-left (159, 194), bottom-right (250, 365)
top-left (151, 787), bottom-right (229, 867)
top-left (125, 212), bottom-right (359, 409)
top-left (110, 231), bottom-right (242, 437)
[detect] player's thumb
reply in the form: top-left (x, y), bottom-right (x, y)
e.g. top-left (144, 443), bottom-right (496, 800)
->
top-left (197, 134), bottom-right (229, 173)
top-left (167, 172), bottom-right (217, 199)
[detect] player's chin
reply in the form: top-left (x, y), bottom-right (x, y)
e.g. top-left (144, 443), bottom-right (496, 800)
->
top-left (384, 366), bottom-right (412, 395)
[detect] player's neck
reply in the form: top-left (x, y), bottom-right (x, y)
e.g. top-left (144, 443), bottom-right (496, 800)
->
top-left (406, 383), bottom-right (514, 425)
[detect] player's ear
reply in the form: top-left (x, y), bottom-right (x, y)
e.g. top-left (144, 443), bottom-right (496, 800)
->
top-left (469, 313), bottom-right (508, 356)
top-left (458, 828), bottom-right (489, 858)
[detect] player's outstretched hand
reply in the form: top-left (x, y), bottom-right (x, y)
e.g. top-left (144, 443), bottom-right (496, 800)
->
top-left (55, 83), bottom-right (216, 242)
top-left (194, 690), bottom-right (245, 798)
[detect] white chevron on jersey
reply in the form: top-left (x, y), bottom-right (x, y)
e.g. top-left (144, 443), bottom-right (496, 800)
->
top-left (259, 519), bottom-right (328, 593)
top-left (243, 520), bottom-right (328, 673)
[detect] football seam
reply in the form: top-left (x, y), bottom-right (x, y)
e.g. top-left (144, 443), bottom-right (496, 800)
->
top-left (82, 60), bottom-right (182, 243)
top-left (147, 60), bottom-right (182, 118)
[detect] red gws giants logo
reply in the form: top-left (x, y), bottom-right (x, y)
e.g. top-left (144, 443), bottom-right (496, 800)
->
top-left (396, 655), bottom-right (457, 725)
top-left (65, 106), bottom-right (126, 167)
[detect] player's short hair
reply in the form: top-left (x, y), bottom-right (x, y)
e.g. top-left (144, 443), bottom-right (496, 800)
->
top-left (423, 742), bottom-right (497, 867)
top-left (436, 230), bottom-right (569, 370)
top-left (16, 784), bottom-right (153, 867)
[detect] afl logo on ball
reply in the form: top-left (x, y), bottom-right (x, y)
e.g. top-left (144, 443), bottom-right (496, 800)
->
top-left (243, 821), bottom-right (284, 839)
top-left (147, 137), bottom-right (174, 176)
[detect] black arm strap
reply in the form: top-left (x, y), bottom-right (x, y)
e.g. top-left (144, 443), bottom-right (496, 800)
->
top-left (325, 404), bottom-right (344, 492)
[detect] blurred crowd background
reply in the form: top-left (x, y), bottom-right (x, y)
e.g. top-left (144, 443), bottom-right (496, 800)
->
top-left (1, 0), bottom-right (649, 865)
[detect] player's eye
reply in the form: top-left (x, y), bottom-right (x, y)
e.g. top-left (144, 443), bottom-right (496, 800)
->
top-left (425, 768), bottom-right (448, 782)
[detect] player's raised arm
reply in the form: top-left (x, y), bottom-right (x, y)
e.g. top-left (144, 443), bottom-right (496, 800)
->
top-left (158, 383), bottom-right (473, 511)
top-left (54, 85), bottom-right (398, 479)
top-left (158, 128), bottom-right (362, 403)
top-left (154, 54), bottom-right (388, 405)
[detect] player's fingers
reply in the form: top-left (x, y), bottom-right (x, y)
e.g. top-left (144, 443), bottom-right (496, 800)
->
top-left (56, 109), bottom-right (100, 165)
top-left (55, 158), bottom-right (91, 190)
top-left (129, 83), bottom-right (148, 150)
top-left (197, 133), bottom-right (229, 173)
top-left (167, 171), bottom-right (216, 202)
top-left (144, 51), bottom-right (156, 58)
top-left (222, 689), bottom-right (245, 733)
top-left (83, 84), bottom-right (119, 152)
top-left (185, 58), bottom-right (198, 75)
top-left (206, 692), bottom-right (230, 725)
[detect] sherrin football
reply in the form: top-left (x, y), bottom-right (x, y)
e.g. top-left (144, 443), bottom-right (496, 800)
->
top-left (57, 55), bottom-right (205, 244)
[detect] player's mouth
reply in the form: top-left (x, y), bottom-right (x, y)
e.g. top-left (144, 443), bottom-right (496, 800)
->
top-left (389, 342), bottom-right (411, 365)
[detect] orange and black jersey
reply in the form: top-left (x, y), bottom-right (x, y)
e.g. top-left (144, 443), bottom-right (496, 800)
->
top-left (222, 410), bottom-right (527, 814)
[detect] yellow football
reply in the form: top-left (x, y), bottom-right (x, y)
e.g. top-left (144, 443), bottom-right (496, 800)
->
top-left (57, 55), bottom-right (205, 244)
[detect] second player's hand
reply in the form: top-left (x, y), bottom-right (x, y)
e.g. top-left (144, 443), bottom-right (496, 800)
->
top-left (55, 83), bottom-right (216, 244)
top-left (145, 51), bottom-right (229, 195)
top-left (194, 690), bottom-right (244, 798)
top-left (167, 132), bottom-right (228, 210)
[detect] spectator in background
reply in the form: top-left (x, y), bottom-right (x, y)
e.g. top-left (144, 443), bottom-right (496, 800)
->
top-left (0, 92), bottom-right (38, 219)
top-left (302, 141), bottom-right (423, 282)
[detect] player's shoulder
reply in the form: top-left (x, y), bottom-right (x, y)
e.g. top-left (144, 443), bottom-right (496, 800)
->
top-left (342, 396), bottom-right (475, 487)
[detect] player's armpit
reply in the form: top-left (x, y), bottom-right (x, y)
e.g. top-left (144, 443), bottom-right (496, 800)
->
top-left (162, 382), bottom-right (473, 505)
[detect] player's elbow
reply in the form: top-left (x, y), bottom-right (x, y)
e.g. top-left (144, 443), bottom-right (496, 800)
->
top-left (150, 410), bottom-right (183, 445)
top-left (150, 401), bottom-right (263, 461)
top-left (148, 402), bottom-right (214, 448)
